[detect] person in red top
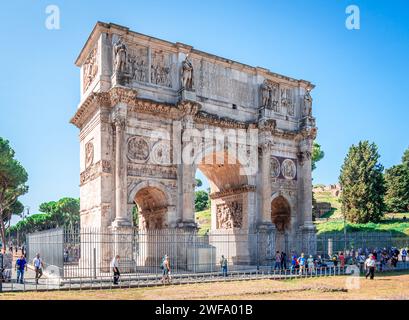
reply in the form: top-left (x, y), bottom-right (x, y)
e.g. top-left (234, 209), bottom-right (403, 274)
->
top-left (339, 252), bottom-right (345, 268)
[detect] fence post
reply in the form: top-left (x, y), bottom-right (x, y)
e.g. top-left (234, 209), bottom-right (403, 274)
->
top-left (93, 247), bottom-right (97, 280)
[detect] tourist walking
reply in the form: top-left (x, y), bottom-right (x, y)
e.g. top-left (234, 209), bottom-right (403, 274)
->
top-left (365, 254), bottom-right (376, 280)
top-left (161, 255), bottom-right (171, 284)
top-left (274, 251), bottom-right (281, 270)
top-left (220, 255), bottom-right (228, 277)
top-left (15, 255), bottom-right (27, 284)
top-left (33, 253), bottom-right (44, 284)
top-left (110, 255), bottom-right (120, 285)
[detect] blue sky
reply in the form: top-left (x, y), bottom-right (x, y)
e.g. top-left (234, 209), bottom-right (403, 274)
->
top-left (1, 0), bottom-right (408, 222)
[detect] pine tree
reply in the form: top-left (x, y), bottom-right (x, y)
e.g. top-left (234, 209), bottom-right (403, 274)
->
top-left (384, 147), bottom-right (409, 213)
top-left (339, 141), bottom-right (385, 223)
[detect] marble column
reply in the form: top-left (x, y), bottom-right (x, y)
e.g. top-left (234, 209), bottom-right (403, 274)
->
top-left (298, 141), bottom-right (313, 227)
top-left (178, 116), bottom-right (197, 230)
top-left (112, 110), bottom-right (132, 228)
top-left (297, 138), bottom-right (316, 254)
top-left (260, 142), bottom-right (273, 225)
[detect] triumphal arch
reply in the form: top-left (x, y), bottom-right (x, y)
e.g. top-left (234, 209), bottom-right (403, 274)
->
top-left (71, 22), bottom-right (317, 268)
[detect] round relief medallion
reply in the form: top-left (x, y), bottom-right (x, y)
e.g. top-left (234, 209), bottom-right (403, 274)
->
top-left (151, 142), bottom-right (171, 165)
top-left (127, 136), bottom-right (150, 162)
top-left (85, 141), bottom-right (94, 168)
top-left (270, 157), bottom-right (280, 178)
top-left (281, 159), bottom-right (296, 180)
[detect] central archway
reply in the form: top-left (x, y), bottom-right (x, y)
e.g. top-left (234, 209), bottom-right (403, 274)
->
top-left (194, 149), bottom-right (255, 265)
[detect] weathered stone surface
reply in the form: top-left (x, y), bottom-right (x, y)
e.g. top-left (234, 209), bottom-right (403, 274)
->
top-left (71, 22), bottom-right (318, 265)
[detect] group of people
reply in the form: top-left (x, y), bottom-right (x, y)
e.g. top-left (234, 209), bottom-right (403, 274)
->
top-left (0, 249), bottom-right (44, 285)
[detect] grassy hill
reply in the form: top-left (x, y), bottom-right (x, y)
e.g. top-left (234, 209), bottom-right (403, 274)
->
top-left (195, 208), bottom-right (211, 235)
top-left (315, 214), bottom-right (409, 236)
top-left (313, 189), bottom-right (342, 219)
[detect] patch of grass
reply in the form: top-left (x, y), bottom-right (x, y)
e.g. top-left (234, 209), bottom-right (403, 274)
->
top-left (314, 190), bottom-right (342, 219)
top-left (315, 214), bottom-right (409, 236)
top-left (195, 208), bottom-right (211, 235)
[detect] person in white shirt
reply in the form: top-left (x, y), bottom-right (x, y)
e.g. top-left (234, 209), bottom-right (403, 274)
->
top-left (33, 253), bottom-right (44, 284)
top-left (365, 254), bottom-right (376, 280)
top-left (110, 255), bottom-right (120, 285)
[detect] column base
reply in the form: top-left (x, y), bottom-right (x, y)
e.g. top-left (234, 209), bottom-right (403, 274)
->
top-left (256, 222), bottom-right (276, 265)
top-left (176, 220), bottom-right (198, 231)
top-left (179, 88), bottom-right (197, 102)
top-left (111, 217), bottom-right (133, 228)
top-left (298, 223), bottom-right (317, 255)
top-left (108, 224), bottom-right (135, 273)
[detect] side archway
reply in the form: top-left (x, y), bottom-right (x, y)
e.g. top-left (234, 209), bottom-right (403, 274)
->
top-left (271, 195), bottom-right (291, 232)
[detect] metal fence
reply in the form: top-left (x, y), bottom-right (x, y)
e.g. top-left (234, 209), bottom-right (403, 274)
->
top-left (316, 232), bottom-right (409, 257)
top-left (25, 228), bottom-right (409, 281)
top-left (27, 228), bottom-right (284, 279)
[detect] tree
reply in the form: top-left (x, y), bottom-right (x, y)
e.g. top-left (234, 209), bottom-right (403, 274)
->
top-left (312, 142), bottom-right (325, 171)
top-left (195, 178), bottom-right (203, 188)
top-left (384, 147), bottom-right (409, 213)
top-left (339, 141), bottom-right (385, 223)
top-left (0, 137), bottom-right (28, 246)
top-left (39, 197), bottom-right (80, 230)
top-left (195, 190), bottom-right (210, 212)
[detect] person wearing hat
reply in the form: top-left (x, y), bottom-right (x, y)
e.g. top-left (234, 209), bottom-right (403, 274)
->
top-left (365, 253), bottom-right (376, 279)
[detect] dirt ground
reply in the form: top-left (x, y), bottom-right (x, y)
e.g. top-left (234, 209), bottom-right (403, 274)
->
top-left (1, 272), bottom-right (409, 300)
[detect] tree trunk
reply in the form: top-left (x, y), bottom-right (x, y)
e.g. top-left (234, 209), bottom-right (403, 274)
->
top-left (0, 211), bottom-right (6, 250)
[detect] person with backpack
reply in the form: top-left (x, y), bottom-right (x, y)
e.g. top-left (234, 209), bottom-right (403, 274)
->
top-left (161, 255), bottom-right (171, 284)
top-left (297, 253), bottom-right (306, 275)
top-left (15, 254), bottom-right (27, 284)
top-left (220, 255), bottom-right (228, 277)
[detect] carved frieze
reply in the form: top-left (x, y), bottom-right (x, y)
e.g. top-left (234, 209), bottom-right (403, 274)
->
top-left (85, 141), bottom-right (94, 168)
top-left (271, 156), bottom-right (280, 178)
top-left (216, 201), bottom-right (243, 229)
top-left (151, 49), bottom-right (173, 88)
top-left (127, 136), bottom-right (150, 163)
top-left (80, 160), bottom-right (112, 185)
top-left (281, 87), bottom-right (294, 116)
top-left (127, 45), bottom-right (148, 83)
top-left (83, 46), bottom-right (98, 92)
top-left (281, 159), bottom-right (296, 180)
top-left (210, 185), bottom-right (256, 200)
top-left (151, 141), bottom-right (171, 165)
top-left (127, 163), bottom-right (177, 179)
